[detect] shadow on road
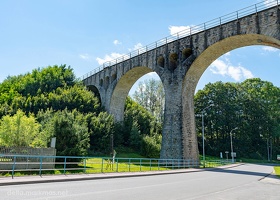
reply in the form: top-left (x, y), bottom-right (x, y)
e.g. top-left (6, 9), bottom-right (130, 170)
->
top-left (204, 164), bottom-right (279, 180)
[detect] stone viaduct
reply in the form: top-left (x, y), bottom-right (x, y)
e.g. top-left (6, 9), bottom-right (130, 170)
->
top-left (83, 1), bottom-right (280, 161)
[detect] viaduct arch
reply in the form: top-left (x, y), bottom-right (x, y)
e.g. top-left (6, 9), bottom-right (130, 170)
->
top-left (83, 3), bottom-right (280, 162)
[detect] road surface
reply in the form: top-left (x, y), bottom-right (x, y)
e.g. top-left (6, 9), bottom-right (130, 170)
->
top-left (1, 164), bottom-right (279, 200)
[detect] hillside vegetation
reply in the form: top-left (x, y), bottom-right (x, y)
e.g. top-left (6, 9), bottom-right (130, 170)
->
top-left (0, 65), bottom-right (162, 158)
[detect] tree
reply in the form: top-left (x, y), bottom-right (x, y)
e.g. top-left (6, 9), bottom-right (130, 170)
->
top-left (88, 112), bottom-right (115, 153)
top-left (194, 78), bottom-right (280, 159)
top-left (132, 79), bottom-right (165, 123)
top-left (195, 81), bottom-right (239, 156)
top-left (0, 110), bottom-right (45, 147)
top-left (38, 109), bottom-right (90, 156)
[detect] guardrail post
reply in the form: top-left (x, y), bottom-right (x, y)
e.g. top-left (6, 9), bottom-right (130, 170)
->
top-left (116, 158), bottom-right (118, 172)
top-left (101, 158), bottom-right (104, 173)
top-left (128, 159), bottom-right (131, 172)
top-left (150, 159), bottom-right (152, 171)
top-left (12, 156), bottom-right (16, 179)
top-left (140, 159), bottom-right (142, 172)
top-left (63, 157), bottom-right (67, 175)
top-left (83, 158), bottom-right (86, 173)
top-left (39, 156), bottom-right (43, 177)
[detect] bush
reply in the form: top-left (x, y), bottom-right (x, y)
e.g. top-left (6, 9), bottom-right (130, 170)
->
top-left (141, 134), bottom-right (162, 158)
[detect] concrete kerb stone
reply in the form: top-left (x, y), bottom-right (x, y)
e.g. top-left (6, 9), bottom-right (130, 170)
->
top-left (0, 164), bottom-right (242, 186)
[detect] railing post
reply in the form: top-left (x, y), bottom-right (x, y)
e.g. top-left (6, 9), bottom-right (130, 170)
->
top-left (83, 158), bottom-right (86, 173)
top-left (150, 159), bottom-right (152, 171)
top-left (128, 159), bottom-right (131, 172)
top-left (63, 157), bottom-right (67, 175)
top-left (140, 159), bottom-right (142, 172)
top-left (101, 158), bottom-right (104, 173)
top-left (12, 156), bottom-right (16, 179)
top-left (255, 4), bottom-right (258, 13)
top-left (236, 11), bottom-right (239, 20)
top-left (39, 156), bottom-right (43, 177)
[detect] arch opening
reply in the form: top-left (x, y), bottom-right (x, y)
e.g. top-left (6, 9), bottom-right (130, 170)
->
top-left (182, 34), bottom-right (280, 161)
top-left (87, 85), bottom-right (102, 104)
top-left (109, 66), bottom-right (163, 122)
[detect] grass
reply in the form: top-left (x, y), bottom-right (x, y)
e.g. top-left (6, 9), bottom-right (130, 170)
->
top-left (0, 150), bottom-right (240, 177)
top-left (274, 166), bottom-right (280, 177)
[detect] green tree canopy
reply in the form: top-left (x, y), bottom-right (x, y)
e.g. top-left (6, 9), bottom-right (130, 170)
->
top-left (0, 110), bottom-right (45, 147)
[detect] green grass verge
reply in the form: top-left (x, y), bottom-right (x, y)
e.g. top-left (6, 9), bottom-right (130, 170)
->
top-left (274, 166), bottom-right (280, 177)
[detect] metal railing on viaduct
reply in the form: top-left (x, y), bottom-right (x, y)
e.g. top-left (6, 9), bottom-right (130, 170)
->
top-left (81, 0), bottom-right (279, 80)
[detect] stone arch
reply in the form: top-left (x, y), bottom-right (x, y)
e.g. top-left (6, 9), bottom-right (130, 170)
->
top-left (182, 34), bottom-right (280, 160)
top-left (87, 85), bottom-right (102, 105)
top-left (109, 66), bottom-right (157, 121)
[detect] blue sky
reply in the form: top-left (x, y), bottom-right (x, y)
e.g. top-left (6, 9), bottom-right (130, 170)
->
top-left (0, 0), bottom-right (279, 94)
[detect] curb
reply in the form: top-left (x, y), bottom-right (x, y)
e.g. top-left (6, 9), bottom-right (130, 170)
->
top-left (0, 164), bottom-right (241, 186)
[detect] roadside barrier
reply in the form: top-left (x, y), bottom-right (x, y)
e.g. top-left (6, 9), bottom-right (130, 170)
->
top-left (0, 155), bottom-right (231, 178)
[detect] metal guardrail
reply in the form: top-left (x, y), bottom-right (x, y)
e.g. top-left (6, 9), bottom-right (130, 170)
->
top-left (80, 0), bottom-right (279, 80)
top-left (0, 155), bottom-right (232, 178)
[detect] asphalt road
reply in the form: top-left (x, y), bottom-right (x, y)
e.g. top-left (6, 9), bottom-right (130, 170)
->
top-left (1, 164), bottom-right (279, 200)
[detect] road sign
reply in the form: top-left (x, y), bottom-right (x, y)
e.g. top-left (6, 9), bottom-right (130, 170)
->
top-left (231, 152), bottom-right (236, 158)
top-left (277, 155), bottom-right (280, 160)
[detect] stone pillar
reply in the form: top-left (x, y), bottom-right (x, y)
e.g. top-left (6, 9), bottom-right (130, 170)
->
top-left (160, 76), bottom-right (183, 160)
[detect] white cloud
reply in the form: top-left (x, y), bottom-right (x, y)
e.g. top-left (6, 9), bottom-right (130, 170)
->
top-left (128, 43), bottom-right (143, 51)
top-left (96, 52), bottom-right (125, 65)
top-left (79, 53), bottom-right (90, 60)
top-left (210, 55), bottom-right (254, 81)
top-left (113, 40), bottom-right (121, 45)
top-left (169, 26), bottom-right (191, 36)
top-left (96, 42), bottom-right (146, 66)
top-left (262, 46), bottom-right (278, 52)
